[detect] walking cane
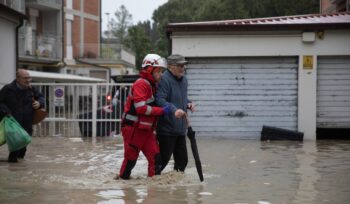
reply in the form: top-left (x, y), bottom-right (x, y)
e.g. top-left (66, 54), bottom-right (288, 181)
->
top-left (185, 113), bottom-right (204, 182)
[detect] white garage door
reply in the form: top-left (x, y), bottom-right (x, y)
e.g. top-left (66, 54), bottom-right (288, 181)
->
top-left (186, 57), bottom-right (298, 139)
top-left (317, 57), bottom-right (350, 128)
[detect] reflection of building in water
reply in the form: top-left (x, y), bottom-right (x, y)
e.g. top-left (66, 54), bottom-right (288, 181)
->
top-left (292, 142), bottom-right (320, 204)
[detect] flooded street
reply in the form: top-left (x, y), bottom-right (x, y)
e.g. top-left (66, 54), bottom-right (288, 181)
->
top-left (1, 136), bottom-right (350, 204)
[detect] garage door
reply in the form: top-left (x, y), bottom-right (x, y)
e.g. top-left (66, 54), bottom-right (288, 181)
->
top-left (317, 57), bottom-right (350, 128)
top-left (186, 57), bottom-right (298, 139)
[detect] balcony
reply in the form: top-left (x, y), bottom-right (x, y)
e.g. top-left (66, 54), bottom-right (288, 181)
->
top-left (0, 0), bottom-right (25, 13)
top-left (19, 34), bottom-right (62, 62)
top-left (25, 0), bottom-right (61, 10)
top-left (73, 43), bottom-right (135, 66)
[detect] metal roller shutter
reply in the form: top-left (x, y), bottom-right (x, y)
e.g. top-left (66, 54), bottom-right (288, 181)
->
top-left (317, 57), bottom-right (350, 128)
top-left (186, 57), bottom-right (298, 139)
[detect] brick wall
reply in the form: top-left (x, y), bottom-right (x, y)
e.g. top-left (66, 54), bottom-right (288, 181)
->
top-left (73, 0), bottom-right (81, 10)
top-left (84, 0), bottom-right (99, 16)
top-left (321, 0), bottom-right (334, 13)
top-left (68, 0), bottom-right (100, 58)
top-left (84, 18), bottom-right (99, 58)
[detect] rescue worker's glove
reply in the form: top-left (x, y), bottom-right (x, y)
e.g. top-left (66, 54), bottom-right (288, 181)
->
top-left (162, 104), bottom-right (172, 115)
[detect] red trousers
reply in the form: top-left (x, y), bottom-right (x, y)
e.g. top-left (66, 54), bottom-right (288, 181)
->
top-left (119, 125), bottom-right (160, 178)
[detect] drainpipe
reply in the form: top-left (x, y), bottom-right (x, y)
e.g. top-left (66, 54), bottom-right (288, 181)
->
top-left (16, 16), bottom-right (25, 70)
top-left (61, 1), bottom-right (65, 67)
top-left (99, 0), bottom-right (102, 58)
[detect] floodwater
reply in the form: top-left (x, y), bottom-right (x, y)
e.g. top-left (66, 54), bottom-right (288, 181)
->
top-left (0, 136), bottom-right (350, 204)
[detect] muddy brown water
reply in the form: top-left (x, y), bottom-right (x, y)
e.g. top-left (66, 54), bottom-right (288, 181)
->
top-left (0, 136), bottom-right (349, 204)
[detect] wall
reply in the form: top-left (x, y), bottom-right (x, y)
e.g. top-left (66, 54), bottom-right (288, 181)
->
top-left (84, 0), bottom-right (98, 16)
top-left (65, 0), bottom-right (100, 59)
top-left (84, 18), bottom-right (99, 57)
top-left (72, 15), bottom-right (81, 58)
top-left (171, 30), bottom-right (350, 57)
top-left (171, 29), bottom-right (350, 140)
top-left (0, 18), bottom-right (16, 87)
top-left (321, 0), bottom-right (336, 13)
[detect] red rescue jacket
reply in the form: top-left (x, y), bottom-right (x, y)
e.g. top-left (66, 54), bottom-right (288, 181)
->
top-left (122, 70), bottom-right (164, 130)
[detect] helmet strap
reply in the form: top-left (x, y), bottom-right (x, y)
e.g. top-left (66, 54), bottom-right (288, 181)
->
top-left (144, 66), bottom-right (154, 73)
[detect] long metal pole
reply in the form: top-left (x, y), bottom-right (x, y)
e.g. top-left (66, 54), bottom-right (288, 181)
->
top-left (92, 84), bottom-right (97, 138)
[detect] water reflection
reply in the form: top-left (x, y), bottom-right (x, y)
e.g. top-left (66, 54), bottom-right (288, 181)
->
top-left (292, 142), bottom-right (319, 204)
top-left (97, 185), bottom-right (206, 204)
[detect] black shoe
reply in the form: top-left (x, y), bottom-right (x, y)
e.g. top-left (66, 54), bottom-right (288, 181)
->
top-left (8, 157), bottom-right (18, 163)
top-left (8, 151), bottom-right (19, 163)
top-left (17, 147), bottom-right (26, 159)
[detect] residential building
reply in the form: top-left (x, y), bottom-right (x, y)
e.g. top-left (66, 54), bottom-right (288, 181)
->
top-left (321, 0), bottom-right (350, 13)
top-left (15, 0), bottom-right (135, 82)
top-left (18, 0), bottom-right (63, 72)
top-left (63, 0), bottom-right (135, 81)
top-left (0, 0), bottom-right (25, 87)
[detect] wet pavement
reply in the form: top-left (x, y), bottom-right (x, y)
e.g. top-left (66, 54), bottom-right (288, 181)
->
top-left (0, 136), bottom-right (350, 204)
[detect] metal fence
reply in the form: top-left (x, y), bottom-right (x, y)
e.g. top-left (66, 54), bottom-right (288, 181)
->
top-left (31, 83), bottom-right (132, 138)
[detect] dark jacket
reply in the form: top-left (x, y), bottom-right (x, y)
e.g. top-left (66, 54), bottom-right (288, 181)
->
top-left (156, 70), bottom-right (191, 136)
top-left (0, 80), bottom-right (45, 135)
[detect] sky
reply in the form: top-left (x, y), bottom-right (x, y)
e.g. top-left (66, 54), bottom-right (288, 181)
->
top-left (102, 0), bottom-right (168, 31)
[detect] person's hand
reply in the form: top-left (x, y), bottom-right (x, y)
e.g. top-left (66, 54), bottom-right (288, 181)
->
top-left (162, 104), bottom-right (172, 115)
top-left (32, 100), bottom-right (40, 110)
top-left (175, 109), bottom-right (185, 118)
top-left (187, 103), bottom-right (195, 112)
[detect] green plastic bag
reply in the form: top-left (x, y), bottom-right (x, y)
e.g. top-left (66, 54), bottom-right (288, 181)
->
top-left (4, 116), bottom-right (32, 152)
top-left (0, 118), bottom-right (5, 146)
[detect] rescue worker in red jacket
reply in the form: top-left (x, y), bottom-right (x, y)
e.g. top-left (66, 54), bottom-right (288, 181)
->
top-left (118, 54), bottom-right (171, 179)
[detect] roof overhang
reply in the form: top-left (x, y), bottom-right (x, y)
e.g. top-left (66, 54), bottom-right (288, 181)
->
top-left (166, 12), bottom-right (350, 36)
top-left (28, 70), bottom-right (106, 83)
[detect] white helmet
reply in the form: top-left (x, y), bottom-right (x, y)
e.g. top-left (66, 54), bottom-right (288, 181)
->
top-left (142, 54), bottom-right (167, 69)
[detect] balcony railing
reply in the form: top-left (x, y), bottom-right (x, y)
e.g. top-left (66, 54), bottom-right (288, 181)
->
top-left (0, 0), bottom-right (25, 13)
top-left (19, 34), bottom-right (62, 59)
top-left (74, 43), bottom-right (135, 65)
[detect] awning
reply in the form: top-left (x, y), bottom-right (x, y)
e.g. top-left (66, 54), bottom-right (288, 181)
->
top-left (28, 70), bottom-right (106, 83)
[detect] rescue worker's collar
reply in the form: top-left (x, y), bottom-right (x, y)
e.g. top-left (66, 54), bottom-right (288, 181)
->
top-left (140, 70), bottom-right (156, 85)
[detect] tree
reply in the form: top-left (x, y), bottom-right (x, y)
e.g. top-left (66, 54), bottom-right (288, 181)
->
top-left (196, 0), bottom-right (248, 21)
top-left (124, 22), bottom-right (152, 69)
top-left (110, 5), bottom-right (132, 44)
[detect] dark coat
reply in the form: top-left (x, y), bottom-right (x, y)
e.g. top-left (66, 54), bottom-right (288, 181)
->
top-left (156, 70), bottom-right (191, 136)
top-left (0, 80), bottom-right (45, 135)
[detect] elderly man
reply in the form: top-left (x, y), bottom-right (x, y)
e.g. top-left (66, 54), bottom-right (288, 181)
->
top-left (0, 69), bottom-right (45, 162)
top-left (156, 54), bottom-right (195, 173)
